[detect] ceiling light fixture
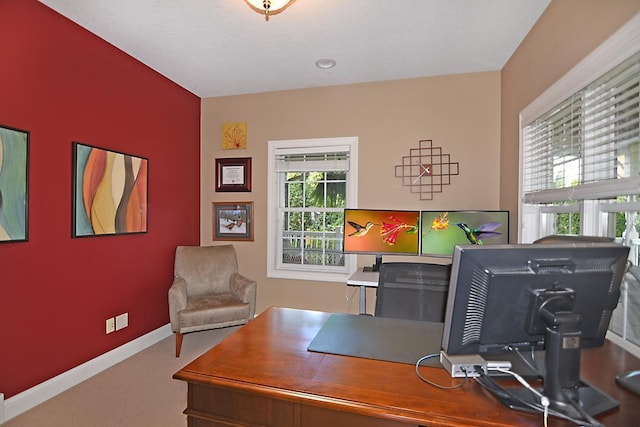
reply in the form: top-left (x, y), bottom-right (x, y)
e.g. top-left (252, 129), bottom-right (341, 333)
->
top-left (244, 0), bottom-right (297, 21)
top-left (315, 59), bottom-right (336, 69)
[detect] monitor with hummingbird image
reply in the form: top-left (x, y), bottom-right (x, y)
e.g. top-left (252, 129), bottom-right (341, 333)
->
top-left (420, 210), bottom-right (509, 258)
top-left (343, 209), bottom-right (420, 272)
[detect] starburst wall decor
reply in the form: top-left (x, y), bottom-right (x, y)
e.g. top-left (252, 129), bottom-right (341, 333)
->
top-left (394, 139), bottom-right (459, 200)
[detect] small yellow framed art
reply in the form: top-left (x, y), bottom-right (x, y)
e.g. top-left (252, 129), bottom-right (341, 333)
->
top-left (222, 122), bottom-right (247, 150)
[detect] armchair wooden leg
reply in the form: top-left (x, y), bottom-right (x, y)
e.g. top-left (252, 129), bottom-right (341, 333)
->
top-left (175, 332), bottom-right (183, 357)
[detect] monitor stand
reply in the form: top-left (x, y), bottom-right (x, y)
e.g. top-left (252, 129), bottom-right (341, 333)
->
top-left (363, 254), bottom-right (383, 272)
top-left (502, 381), bottom-right (618, 419)
top-left (488, 289), bottom-right (620, 421)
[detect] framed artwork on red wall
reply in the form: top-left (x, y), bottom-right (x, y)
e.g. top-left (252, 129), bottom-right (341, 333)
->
top-left (72, 142), bottom-right (148, 237)
top-left (0, 124), bottom-right (29, 243)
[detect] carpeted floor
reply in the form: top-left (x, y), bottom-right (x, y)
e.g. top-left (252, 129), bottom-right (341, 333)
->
top-left (3, 327), bottom-right (239, 427)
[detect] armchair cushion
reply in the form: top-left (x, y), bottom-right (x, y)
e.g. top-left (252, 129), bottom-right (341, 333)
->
top-left (178, 293), bottom-right (250, 333)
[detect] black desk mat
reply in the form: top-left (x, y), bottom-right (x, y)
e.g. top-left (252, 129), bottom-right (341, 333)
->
top-left (307, 313), bottom-right (443, 367)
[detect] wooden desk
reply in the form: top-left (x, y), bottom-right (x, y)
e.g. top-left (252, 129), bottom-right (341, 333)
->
top-left (173, 307), bottom-right (640, 427)
top-left (346, 270), bottom-right (379, 314)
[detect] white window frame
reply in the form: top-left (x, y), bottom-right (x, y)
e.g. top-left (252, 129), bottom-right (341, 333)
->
top-left (519, 13), bottom-right (640, 242)
top-left (267, 137), bottom-right (358, 282)
top-left (518, 13), bottom-right (640, 357)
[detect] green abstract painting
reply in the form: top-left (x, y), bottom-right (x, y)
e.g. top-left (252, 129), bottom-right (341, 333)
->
top-left (0, 124), bottom-right (29, 242)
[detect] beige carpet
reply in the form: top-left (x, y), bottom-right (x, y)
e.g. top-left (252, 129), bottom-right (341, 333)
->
top-left (4, 327), bottom-right (239, 427)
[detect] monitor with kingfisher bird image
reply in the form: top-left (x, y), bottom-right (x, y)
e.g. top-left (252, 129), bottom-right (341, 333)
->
top-left (420, 210), bottom-right (509, 258)
top-left (343, 209), bottom-right (420, 271)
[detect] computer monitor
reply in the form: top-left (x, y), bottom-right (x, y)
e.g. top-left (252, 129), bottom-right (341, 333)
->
top-left (420, 210), bottom-right (509, 257)
top-left (442, 243), bottom-right (629, 420)
top-left (343, 209), bottom-right (420, 271)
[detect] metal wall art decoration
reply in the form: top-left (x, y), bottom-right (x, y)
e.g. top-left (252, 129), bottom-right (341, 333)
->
top-left (394, 139), bottom-right (459, 200)
top-left (72, 142), bottom-right (148, 237)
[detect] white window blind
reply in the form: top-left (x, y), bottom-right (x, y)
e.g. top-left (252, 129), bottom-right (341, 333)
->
top-left (274, 145), bottom-right (350, 172)
top-left (523, 51), bottom-right (640, 203)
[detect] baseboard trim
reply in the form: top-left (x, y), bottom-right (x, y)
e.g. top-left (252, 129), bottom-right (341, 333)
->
top-left (3, 323), bottom-right (172, 423)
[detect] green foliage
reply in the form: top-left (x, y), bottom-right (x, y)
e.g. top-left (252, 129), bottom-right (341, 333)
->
top-left (615, 212), bottom-right (627, 237)
top-left (284, 171), bottom-right (346, 232)
top-left (555, 209), bottom-right (636, 237)
top-left (555, 212), bottom-right (580, 235)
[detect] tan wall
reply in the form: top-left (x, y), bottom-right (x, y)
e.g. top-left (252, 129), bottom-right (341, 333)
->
top-left (201, 72), bottom-right (501, 315)
top-left (500, 1), bottom-right (640, 242)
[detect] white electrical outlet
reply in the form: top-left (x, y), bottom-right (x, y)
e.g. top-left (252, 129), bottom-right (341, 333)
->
top-left (106, 318), bottom-right (115, 334)
top-left (115, 313), bottom-right (129, 331)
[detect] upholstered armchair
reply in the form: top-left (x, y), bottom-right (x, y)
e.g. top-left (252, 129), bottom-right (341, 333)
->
top-left (168, 245), bottom-right (257, 357)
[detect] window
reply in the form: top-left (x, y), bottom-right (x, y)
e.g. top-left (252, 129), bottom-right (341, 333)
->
top-left (521, 51), bottom-right (639, 206)
top-left (267, 137), bottom-right (358, 282)
top-left (519, 15), bottom-right (640, 356)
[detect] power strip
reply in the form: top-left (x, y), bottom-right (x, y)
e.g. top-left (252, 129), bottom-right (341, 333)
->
top-left (440, 351), bottom-right (487, 378)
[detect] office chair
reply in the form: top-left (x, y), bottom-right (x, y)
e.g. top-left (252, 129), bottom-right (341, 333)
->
top-left (374, 262), bottom-right (451, 323)
top-left (533, 234), bottom-right (614, 244)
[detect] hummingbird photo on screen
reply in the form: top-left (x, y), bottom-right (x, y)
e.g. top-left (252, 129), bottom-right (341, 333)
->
top-left (347, 221), bottom-right (376, 237)
top-left (457, 222), bottom-right (502, 245)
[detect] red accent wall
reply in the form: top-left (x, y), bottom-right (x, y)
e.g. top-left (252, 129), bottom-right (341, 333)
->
top-left (0, 0), bottom-right (201, 398)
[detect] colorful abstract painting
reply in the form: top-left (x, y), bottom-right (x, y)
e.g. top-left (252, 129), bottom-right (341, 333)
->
top-left (73, 142), bottom-right (148, 237)
top-left (0, 125), bottom-right (29, 242)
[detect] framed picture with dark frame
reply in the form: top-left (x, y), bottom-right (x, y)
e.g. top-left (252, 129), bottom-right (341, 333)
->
top-left (72, 142), bottom-right (148, 237)
top-left (0, 124), bottom-right (29, 243)
top-left (212, 201), bottom-right (254, 241)
top-left (215, 157), bottom-right (251, 192)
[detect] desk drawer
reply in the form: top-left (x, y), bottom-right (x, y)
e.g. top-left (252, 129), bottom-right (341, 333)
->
top-left (300, 405), bottom-right (417, 427)
top-left (186, 383), bottom-right (420, 427)
top-left (188, 383), bottom-right (297, 427)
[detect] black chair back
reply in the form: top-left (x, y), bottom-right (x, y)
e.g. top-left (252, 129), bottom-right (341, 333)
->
top-left (533, 235), bottom-right (614, 244)
top-left (375, 262), bottom-right (451, 323)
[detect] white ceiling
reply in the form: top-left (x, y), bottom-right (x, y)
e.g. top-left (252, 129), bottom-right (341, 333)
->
top-left (38, 0), bottom-right (551, 98)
